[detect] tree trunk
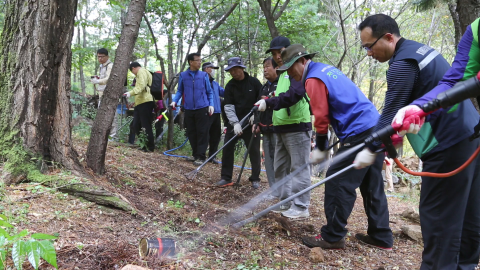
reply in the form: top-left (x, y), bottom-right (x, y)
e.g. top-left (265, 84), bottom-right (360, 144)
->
top-left (257, 0), bottom-right (280, 38)
top-left (448, 3), bottom-right (463, 49)
top-left (0, 0), bottom-right (82, 173)
top-left (86, 0), bottom-right (147, 174)
top-left (456, 0), bottom-right (480, 35)
top-left (80, 10), bottom-right (87, 94)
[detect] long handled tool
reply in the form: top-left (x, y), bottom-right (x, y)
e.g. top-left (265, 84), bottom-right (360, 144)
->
top-left (234, 114), bottom-right (261, 187)
top-left (155, 106), bottom-right (180, 144)
top-left (185, 107), bottom-right (258, 180)
top-left (232, 164), bottom-right (356, 228)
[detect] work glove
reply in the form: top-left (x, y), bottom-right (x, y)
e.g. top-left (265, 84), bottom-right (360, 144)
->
top-left (310, 149), bottom-right (327, 164)
top-left (254, 99), bottom-right (267, 111)
top-left (208, 106), bottom-right (214, 116)
top-left (233, 123), bottom-right (243, 135)
top-left (170, 102), bottom-right (176, 109)
top-left (249, 115), bottom-right (255, 125)
top-left (391, 105), bottom-right (425, 137)
top-left (353, 148), bottom-right (377, 169)
top-left (91, 78), bottom-right (100, 84)
top-left (123, 92), bottom-right (131, 98)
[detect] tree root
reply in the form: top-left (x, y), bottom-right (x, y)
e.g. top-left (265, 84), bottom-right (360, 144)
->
top-left (57, 182), bottom-right (135, 212)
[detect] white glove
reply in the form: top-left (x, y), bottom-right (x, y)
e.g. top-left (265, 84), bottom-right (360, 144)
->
top-left (233, 123), bottom-right (243, 135)
top-left (123, 92), bottom-right (131, 98)
top-left (249, 115), bottom-right (255, 125)
top-left (310, 149), bottom-right (327, 164)
top-left (170, 102), bottom-right (176, 109)
top-left (208, 106), bottom-right (214, 116)
top-left (254, 99), bottom-right (266, 111)
top-left (91, 78), bottom-right (100, 84)
top-left (353, 148), bottom-right (377, 169)
top-left (391, 105), bottom-right (425, 136)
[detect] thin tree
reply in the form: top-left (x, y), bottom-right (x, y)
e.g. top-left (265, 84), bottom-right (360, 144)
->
top-left (86, 0), bottom-right (147, 174)
top-left (257, 0), bottom-right (291, 37)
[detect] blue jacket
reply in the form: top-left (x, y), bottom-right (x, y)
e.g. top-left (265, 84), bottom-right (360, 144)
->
top-left (305, 61), bottom-right (379, 141)
top-left (173, 69), bottom-right (213, 110)
top-left (210, 78), bottom-right (224, 114)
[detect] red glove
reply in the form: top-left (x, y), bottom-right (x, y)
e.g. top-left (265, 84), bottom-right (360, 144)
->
top-left (391, 105), bottom-right (425, 136)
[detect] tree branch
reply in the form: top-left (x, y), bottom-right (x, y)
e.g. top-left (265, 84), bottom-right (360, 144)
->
top-left (143, 14), bottom-right (167, 84)
top-left (197, 3), bottom-right (239, 53)
top-left (273, 0), bottom-right (290, 21)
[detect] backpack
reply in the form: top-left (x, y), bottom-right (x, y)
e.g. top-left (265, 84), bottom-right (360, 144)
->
top-left (149, 71), bottom-right (165, 100)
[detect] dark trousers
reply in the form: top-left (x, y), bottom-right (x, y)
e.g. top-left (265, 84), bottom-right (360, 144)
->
top-left (184, 107), bottom-right (210, 160)
top-left (208, 113), bottom-right (222, 158)
top-left (220, 124), bottom-right (261, 182)
top-left (128, 101), bottom-right (155, 151)
top-left (420, 137), bottom-right (480, 270)
top-left (321, 128), bottom-right (392, 246)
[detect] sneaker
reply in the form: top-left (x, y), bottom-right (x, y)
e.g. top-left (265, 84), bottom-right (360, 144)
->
top-left (355, 233), bottom-right (393, 251)
top-left (185, 156), bottom-right (195, 162)
top-left (282, 208), bottom-right (310, 219)
top-left (252, 181), bottom-right (260, 189)
top-left (263, 194), bottom-right (277, 201)
top-left (215, 179), bottom-right (233, 187)
top-left (302, 234), bottom-right (345, 249)
top-left (270, 204), bottom-right (290, 213)
top-left (193, 159), bottom-right (204, 166)
top-left (210, 159), bottom-right (220, 164)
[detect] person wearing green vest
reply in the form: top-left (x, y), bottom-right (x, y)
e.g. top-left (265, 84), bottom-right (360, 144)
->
top-left (255, 36), bottom-right (312, 219)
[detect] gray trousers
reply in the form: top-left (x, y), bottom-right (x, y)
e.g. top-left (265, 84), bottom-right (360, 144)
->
top-left (263, 133), bottom-right (278, 197)
top-left (274, 131), bottom-right (311, 210)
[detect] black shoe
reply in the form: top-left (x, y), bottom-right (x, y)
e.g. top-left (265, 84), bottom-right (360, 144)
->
top-left (251, 181), bottom-right (260, 189)
top-left (302, 234), bottom-right (345, 249)
top-left (193, 159), bottom-right (204, 166)
top-left (215, 179), bottom-right (233, 187)
top-left (210, 159), bottom-right (220, 164)
top-left (355, 233), bottom-right (392, 251)
top-left (138, 148), bottom-right (153, 152)
top-left (185, 156), bottom-right (195, 162)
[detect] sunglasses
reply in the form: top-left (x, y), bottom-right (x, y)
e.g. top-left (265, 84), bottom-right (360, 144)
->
top-left (362, 33), bottom-right (387, 51)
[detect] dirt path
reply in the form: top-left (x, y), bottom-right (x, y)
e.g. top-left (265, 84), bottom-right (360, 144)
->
top-left (2, 139), bottom-right (429, 269)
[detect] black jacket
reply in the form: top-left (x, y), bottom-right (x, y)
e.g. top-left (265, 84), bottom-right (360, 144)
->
top-left (224, 72), bottom-right (262, 125)
top-left (257, 78), bottom-right (278, 133)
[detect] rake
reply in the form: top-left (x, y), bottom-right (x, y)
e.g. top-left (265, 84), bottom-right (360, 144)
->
top-left (185, 107), bottom-right (258, 181)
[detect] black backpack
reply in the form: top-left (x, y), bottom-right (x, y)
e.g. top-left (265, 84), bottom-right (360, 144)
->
top-left (149, 71), bottom-right (165, 100)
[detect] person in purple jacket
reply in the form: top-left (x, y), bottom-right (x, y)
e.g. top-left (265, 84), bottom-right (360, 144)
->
top-left (356, 14), bottom-right (480, 269)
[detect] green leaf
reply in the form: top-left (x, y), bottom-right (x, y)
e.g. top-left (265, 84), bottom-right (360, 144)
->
top-left (0, 220), bottom-right (13, 228)
top-left (8, 230), bottom-right (28, 242)
top-left (38, 240), bottom-right (57, 269)
top-left (0, 228), bottom-right (10, 238)
top-left (0, 248), bottom-right (6, 270)
top-left (12, 240), bottom-right (26, 270)
top-left (31, 233), bottom-right (58, 240)
top-left (0, 214), bottom-right (7, 221)
top-left (25, 240), bottom-right (41, 270)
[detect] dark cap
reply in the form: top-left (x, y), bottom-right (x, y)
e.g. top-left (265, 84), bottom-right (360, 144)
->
top-left (202, 62), bottom-right (219, 70)
top-left (276, 44), bottom-right (317, 71)
top-left (225, 57), bottom-right (246, 71)
top-left (265, 36), bottom-right (290, 54)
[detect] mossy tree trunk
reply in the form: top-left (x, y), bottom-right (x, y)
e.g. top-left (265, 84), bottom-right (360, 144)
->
top-left (0, 0), bottom-right (82, 174)
top-left (0, 0), bottom-right (135, 212)
top-left (86, 0), bottom-right (147, 174)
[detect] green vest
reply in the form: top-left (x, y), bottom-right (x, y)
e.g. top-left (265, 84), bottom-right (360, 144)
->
top-left (272, 73), bottom-right (311, 126)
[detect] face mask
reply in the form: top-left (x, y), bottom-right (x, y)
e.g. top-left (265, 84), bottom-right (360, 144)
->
top-left (209, 69), bottom-right (216, 77)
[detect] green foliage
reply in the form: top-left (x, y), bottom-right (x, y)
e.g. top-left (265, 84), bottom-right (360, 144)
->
top-left (0, 215), bottom-right (58, 269)
top-left (136, 128), bottom-right (148, 149)
top-left (167, 200), bottom-right (184, 209)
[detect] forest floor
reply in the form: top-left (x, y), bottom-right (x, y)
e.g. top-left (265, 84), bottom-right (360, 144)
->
top-left (0, 135), bottom-right (430, 270)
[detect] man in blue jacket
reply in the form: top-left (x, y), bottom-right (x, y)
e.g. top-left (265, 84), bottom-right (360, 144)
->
top-left (202, 62), bottom-right (225, 164)
top-left (171, 53), bottom-right (214, 165)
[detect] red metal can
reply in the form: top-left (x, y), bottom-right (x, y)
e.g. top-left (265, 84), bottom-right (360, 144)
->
top-left (139, 238), bottom-right (176, 258)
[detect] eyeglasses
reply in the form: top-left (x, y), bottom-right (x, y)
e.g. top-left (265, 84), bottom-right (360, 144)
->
top-left (362, 33), bottom-right (387, 51)
top-left (97, 55), bottom-right (107, 58)
top-left (192, 59), bottom-right (202, 62)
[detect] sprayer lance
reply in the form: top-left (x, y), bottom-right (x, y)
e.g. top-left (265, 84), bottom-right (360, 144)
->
top-left (365, 71), bottom-right (480, 157)
top-left (421, 72), bottom-right (480, 113)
